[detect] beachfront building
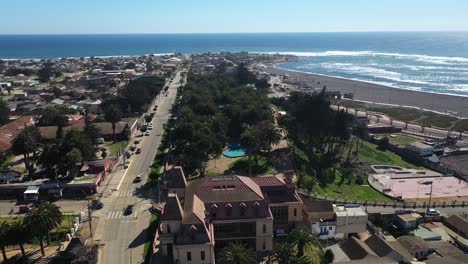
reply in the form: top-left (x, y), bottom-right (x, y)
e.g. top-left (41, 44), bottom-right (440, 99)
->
top-left (405, 141), bottom-right (435, 156)
top-left (157, 167), bottom-right (303, 264)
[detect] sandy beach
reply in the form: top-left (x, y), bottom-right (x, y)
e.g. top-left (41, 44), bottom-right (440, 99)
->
top-left (266, 67), bottom-right (468, 118)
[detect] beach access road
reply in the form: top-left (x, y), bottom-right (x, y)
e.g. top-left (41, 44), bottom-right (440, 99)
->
top-left (331, 104), bottom-right (468, 140)
top-left (94, 69), bottom-right (183, 264)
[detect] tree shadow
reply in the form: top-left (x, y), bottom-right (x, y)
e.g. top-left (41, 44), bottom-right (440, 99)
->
top-left (128, 226), bottom-right (149, 249)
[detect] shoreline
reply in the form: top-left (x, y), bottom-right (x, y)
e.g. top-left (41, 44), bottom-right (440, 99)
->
top-left (265, 66), bottom-right (468, 118)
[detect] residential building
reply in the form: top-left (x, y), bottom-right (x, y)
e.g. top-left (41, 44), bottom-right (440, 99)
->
top-left (395, 213), bottom-right (423, 231)
top-left (443, 214), bottom-right (468, 239)
top-left (157, 168), bottom-right (302, 264)
top-left (340, 234), bottom-right (413, 263)
top-left (396, 236), bottom-right (435, 260)
top-left (405, 142), bottom-right (435, 156)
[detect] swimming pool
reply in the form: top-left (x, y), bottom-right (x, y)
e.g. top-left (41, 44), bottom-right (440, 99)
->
top-left (223, 144), bottom-right (247, 158)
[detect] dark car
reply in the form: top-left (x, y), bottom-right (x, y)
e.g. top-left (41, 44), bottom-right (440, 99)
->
top-left (135, 148), bottom-right (141, 154)
top-left (90, 200), bottom-right (103, 210)
top-left (124, 205), bottom-right (133, 216)
top-left (133, 174), bottom-right (142, 183)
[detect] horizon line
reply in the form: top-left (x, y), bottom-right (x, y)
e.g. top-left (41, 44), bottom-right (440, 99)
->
top-left (1, 30), bottom-right (467, 36)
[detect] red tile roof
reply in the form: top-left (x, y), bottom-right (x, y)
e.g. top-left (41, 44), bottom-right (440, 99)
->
top-left (0, 116), bottom-right (35, 151)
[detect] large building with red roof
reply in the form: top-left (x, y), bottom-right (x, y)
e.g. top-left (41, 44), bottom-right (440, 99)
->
top-left (156, 166), bottom-right (303, 264)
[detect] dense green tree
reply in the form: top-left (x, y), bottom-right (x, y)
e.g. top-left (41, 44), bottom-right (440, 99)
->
top-left (255, 78), bottom-right (270, 89)
top-left (38, 63), bottom-right (61, 83)
top-left (240, 125), bottom-right (258, 177)
top-left (63, 130), bottom-right (95, 162)
top-left (0, 222), bottom-right (10, 262)
top-left (122, 76), bottom-right (165, 112)
top-left (103, 104), bottom-right (123, 142)
top-left (322, 249), bottom-right (334, 264)
top-left (66, 148), bottom-right (83, 178)
top-left (0, 100), bottom-right (10, 125)
top-left (377, 136), bottom-right (389, 150)
top-left (37, 106), bottom-right (69, 138)
top-left (83, 124), bottom-right (102, 142)
top-left (11, 126), bottom-right (42, 177)
top-left (217, 242), bottom-right (256, 264)
top-left (5, 67), bottom-right (35, 76)
top-left (38, 141), bottom-right (63, 178)
top-left (234, 63), bottom-right (255, 85)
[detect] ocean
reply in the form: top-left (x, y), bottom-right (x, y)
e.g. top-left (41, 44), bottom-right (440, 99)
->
top-left (1, 32), bottom-right (468, 96)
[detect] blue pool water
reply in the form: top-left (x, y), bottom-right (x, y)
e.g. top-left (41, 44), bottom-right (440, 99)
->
top-left (223, 144), bottom-right (246, 158)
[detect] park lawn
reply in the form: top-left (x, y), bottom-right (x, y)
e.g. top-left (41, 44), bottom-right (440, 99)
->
top-left (313, 174), bottom-right (393, 202)
top-left (386, 134), bottom-right (419, 146)
top-left (337, 100), bottom-right (367, 109)
top-left (228, 156), bottom-right (273, 176)
top-left (358, 141), bottom-right (422, 169)
top-left (105, 140), bottom-right (127, 156)
top-left (417, 114), bottom-right (457, 128)
top-left (453, 119), bottom-right (468, 132)
top-left (369, 107), bottom-right (422, 122)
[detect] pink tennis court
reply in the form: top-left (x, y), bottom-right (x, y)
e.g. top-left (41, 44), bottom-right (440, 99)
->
top-left (369, 174), bottom-right (468, 199)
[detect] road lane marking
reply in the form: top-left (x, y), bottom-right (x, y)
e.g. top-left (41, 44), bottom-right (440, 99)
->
top-left (116, 160), bottom-right (133, 191)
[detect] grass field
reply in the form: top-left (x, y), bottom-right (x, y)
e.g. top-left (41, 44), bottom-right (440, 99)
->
top-left (417, 114), bottom-right (458, 128)
top-left (453, 119), bottom-right (468, 132)
top-left (358, 141), bottom-right (421, 169)
top-left (313, 174), bottom-right (393, 202)
top-left (105, 140), bottom-right (127, 156)
top-left (385, 134), bottom-right (419, 146)
top-left (228, 156), bottom-right (273, 176)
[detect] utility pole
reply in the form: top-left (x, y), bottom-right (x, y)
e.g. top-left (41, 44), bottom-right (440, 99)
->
top-left (87, 199), bottom-right (93, 237)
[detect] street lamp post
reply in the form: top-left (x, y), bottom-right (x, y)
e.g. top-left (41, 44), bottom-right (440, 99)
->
top-left (420, 181), bottom-right (433, 221)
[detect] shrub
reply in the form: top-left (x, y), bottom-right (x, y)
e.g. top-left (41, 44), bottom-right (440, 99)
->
top-left (129, 146), bottom-right (136, 151)
top-left (355, 175), bottom-right (364, 185)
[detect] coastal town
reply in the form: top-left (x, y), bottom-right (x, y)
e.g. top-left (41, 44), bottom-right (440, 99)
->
top-left (1, 52), bottom-right (468, 264)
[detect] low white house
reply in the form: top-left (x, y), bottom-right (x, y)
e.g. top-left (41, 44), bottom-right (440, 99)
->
top-left (405, 142), bottom-right (434, 156)
top-left (311, 204), bottom-right (368, 240)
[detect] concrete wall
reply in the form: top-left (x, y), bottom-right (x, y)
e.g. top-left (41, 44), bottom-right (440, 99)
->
top-left (255, 218), bottom-right (274, 251)
top-left (173, 244), bottom-right (215, 264)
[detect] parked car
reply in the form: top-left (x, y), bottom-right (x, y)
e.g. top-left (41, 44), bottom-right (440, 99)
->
top-left (124, 205), bottom-right (133, 216)
top-left (124, 161), bottom-right (130, 169)
top-left (426, 208), bottom-right (440, 216)
top-left (134, 174), bottom-right (142, 183)
top-left (145, 131), bottom-right (150, 136)
top-left (135, 148), bottom-right (141, 154)
top-left (148, 124), bottom-right (153, 130)
top-left (19, 204), bottom-right (35, 213)
top-left (90, 200), bottom-right (103, 210)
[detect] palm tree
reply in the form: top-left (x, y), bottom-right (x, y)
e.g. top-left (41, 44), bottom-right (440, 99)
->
top-left (240, 126), bottom-right (258, 177)
top-left (104, 104), bottom-right (123, 143)
top-left (289, 228), bottom-right (315, 257)
top-left (7, 220), bottom-right (30, 257)
top-left (217, 242), bottom-right (257, 264)
top-left (0, 222), bottom-right (10, 262)
top-left (269, 242), bottom-right (312, 264)
top-left (24, 203), bottom-right (63, 257)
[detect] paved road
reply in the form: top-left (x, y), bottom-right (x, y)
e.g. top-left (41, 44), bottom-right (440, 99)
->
top-left (95, 70), bottom-right (184, 264)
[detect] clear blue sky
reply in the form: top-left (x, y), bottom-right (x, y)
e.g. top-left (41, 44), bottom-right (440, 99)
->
top-left (3, 0), bottom-right (468, 34)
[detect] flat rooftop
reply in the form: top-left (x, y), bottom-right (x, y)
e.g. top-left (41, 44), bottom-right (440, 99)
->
top-left (369, 174), bottom-right (468, 199)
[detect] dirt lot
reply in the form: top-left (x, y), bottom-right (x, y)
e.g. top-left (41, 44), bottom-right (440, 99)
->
top-left (440, 154), bottom-right (468, 176)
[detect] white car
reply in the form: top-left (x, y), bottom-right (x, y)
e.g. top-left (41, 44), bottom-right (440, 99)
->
top-left (148, 124), bottom-right (153, 130)
top-left (426, 208), bottom-right (440, 216)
